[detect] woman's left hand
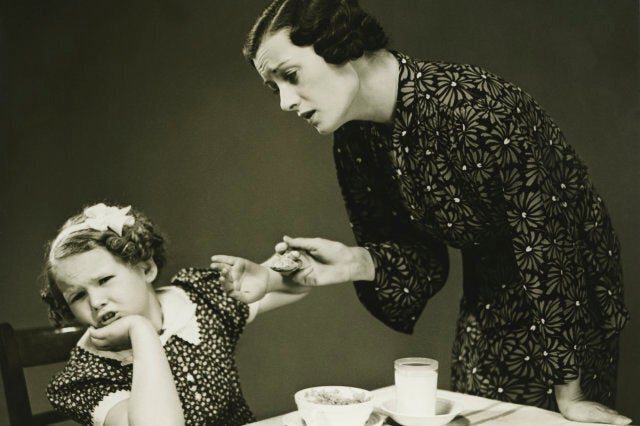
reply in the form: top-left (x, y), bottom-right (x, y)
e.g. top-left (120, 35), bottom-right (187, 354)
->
top-left (559, 400), bottom-right (631, 424)
top-left (555, 376), bottom-right (631, 424)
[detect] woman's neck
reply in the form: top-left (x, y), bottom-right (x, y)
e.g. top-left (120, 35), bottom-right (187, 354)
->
top-left (350, 50), bottom-right (399, 125)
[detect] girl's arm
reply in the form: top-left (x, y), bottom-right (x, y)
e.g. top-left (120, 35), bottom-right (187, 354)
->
top-left (210, 255), bottom-right (311, 316)
top-left (91, 316), bottom-right (184, 426)
top-left (250, 268), bottom-right (311, 316)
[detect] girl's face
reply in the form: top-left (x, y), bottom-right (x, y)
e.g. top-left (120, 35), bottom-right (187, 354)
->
top-left (254, 29), bottom-right (360, 135)
top-left (53, 247), bottom-right (160, 329)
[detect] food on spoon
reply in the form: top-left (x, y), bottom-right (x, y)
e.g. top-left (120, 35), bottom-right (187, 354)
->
top-left (269, 250), bottom-right (303, 273)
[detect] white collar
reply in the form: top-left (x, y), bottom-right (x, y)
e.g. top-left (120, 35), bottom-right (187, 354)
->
top-left (77, 286), bottom-right (201, 365)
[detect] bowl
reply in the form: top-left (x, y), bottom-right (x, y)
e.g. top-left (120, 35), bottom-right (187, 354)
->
top-left (294, 386), bottom-right (374, 426)
top-left (378, 397), bottom-right (463, 426)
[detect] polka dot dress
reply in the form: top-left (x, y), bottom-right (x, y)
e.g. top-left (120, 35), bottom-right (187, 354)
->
top-left (47, 268), bottom-right (255, 425)
top-left (333, 51), bottom-right (629, 411)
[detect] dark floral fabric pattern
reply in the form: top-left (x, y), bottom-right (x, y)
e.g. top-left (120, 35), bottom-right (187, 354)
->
top-left (47, 268), bottom-right (255, 426)
top-left (333, 51), bottom-right (629, 410)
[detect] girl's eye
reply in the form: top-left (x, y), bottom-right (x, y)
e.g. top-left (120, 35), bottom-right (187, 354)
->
top-left (98, 276), bottom-right (113, 285)
top-left (70, 292), bottom-right (86, 304)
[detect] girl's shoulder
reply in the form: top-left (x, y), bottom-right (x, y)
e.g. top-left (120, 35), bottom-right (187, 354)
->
top-left (169, 267), bottom-right (222, 298)
top-left (168, 267), bottom-right (250, 341)
top-left (168, 267), bottom-right (237, 310)
top-left (171, 267), bottom-right (220, 285)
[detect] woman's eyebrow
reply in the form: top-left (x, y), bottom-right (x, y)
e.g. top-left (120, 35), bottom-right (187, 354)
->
top-left (260, 59), bottom-right (289, 80)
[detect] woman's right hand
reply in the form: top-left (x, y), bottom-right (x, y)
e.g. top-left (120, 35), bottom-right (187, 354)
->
top-left (277, 236), bottom-right (375, 287)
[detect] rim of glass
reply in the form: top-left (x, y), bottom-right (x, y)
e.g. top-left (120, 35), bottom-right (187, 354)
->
top-left (394, 357), bottom-right (439, 371)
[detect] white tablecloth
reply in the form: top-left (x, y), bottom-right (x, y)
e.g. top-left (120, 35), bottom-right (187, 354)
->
top-left (247, 385), bottom-right (618, 426)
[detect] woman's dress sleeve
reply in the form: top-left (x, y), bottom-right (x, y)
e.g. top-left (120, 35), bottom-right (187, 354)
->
top-left (334, 126), bottom-right (449, 334)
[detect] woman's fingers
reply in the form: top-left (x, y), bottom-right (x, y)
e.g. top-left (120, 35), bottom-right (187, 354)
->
top-left (564, 401), bottom-right (631, 424)
top-left (291, 265), bottom-right (317, 287)
top-left (274, 242), bottom-right (288, 253)
top-left (282, 236), bottom-right (322, 253)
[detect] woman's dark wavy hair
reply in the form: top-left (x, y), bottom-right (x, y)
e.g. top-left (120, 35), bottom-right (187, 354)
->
top-left (40, 204), bottom-right (167, 326)
top-left (243, 0), bottom-right (388, 65)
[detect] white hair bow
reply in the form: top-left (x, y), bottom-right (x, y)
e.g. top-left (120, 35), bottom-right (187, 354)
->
top-left (49, 203), bottom-right (135, 262)
top-left (82, 203), bottom-right (135, 235)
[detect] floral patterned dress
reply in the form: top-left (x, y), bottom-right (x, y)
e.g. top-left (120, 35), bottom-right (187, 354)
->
top-left (47, 268), bottom-right (255, 426)
top-left (334, 51), bottom-right (629, 410)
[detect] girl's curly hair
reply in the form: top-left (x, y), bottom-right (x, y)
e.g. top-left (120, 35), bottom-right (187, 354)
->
top-left (243, 0), bottom-right (388, 65)
top-left (40, 204), bottom-right (167, 326)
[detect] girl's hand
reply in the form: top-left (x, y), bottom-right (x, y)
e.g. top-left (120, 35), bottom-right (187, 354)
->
top-left (210, 255), bottom-right (269, 304)
top-left (277, 236), bottom-right (375, 286)
top-left (89, 315), bottom-right (152, 351)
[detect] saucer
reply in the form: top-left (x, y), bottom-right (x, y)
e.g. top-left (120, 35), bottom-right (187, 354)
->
top-left (282, 410), bottom-right (386, 426)
top-left (377, 397), bottom-right (462, 426)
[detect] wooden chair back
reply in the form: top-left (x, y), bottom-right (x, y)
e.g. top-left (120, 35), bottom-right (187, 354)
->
top-left (0, 322), bottom-right (85, 425)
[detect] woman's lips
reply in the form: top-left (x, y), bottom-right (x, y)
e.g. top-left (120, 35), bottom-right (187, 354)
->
top-left (300, 110), bottom-right (316, 122)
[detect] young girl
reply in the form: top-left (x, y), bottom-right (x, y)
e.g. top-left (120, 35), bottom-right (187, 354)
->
top-left (41, 202), bottom-right (308, 426)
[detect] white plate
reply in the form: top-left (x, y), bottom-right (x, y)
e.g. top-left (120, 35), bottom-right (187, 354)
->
top-left (282, 410), bottom-right (386, 426)
top-left (377, 397), bottom-right (463, 426)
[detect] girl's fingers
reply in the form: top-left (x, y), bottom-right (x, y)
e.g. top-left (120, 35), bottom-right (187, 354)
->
top-left (89, 327), bottom-right (107, 339)
top-left (211, 263), bottom-right (242, 292)
top-left (210, 255), bottom-right (237, 265)
top-left (229, 290), bottom-right (245, 299)
top-left (210, 264), bottom-right (236, 292)
top-left (210, 263), bottom-right (229, 274)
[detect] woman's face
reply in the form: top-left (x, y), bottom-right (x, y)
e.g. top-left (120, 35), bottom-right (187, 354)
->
top-left (53, 247), bottom-right (159, 329)
top-left (254, 29), bottom-right (360, 135)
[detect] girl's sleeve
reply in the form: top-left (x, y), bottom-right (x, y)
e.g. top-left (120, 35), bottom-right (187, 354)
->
top-left (333, 130), bottom-right (449, 335)
top-left (453, 84), bottom-right (630, 385)
top-left (172, 268), bottom-right (249, 345)
top-left (47, 349), bottom-right (131, 426)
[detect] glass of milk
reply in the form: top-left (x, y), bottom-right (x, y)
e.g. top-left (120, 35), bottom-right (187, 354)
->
top-left (394, 357), bottom-right (439, 416)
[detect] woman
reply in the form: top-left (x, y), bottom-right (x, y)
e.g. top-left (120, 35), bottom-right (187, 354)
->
top-left (240, 0), bottom-right (631, 423)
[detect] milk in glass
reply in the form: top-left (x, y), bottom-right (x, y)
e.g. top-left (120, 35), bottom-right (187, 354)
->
top-left (394, 357), bottom-right (438, 416)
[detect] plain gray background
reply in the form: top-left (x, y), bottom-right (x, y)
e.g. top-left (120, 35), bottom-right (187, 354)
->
top-left (1, 0), bottom-right (638, 424)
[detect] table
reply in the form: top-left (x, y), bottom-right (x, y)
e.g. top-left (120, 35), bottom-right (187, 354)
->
top-left (248, 386), bottom-right (613, 425)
